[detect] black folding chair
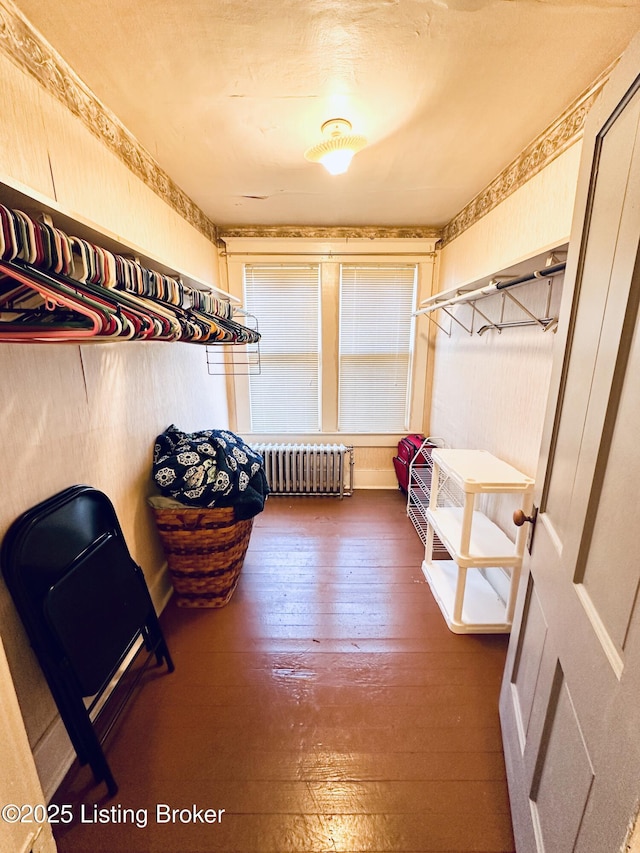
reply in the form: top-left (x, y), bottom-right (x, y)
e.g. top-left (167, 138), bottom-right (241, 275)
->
top-left (1, 485), bottom-right (174, 796)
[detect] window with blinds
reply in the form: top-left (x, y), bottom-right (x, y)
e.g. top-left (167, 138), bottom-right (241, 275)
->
top-left (338, 265), bottom-right (417, 433)
top-left (243, 264), bottom-right (321, 433)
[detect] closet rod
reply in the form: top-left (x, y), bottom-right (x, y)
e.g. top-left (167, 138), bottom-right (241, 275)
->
top-left (414, 261), bottom-right (566, 316)
top-left (494, 261), bottom-right (566, 290)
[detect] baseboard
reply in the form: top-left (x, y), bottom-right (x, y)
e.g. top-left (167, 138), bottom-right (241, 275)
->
top-left (35, 717), bottom-right (75, 802)
top-left (36, 563), bottom-right (173, 802)
top-left (148, 561), bottom-right (174, 615)
top-left (355, 468), bottom-right (401, 490)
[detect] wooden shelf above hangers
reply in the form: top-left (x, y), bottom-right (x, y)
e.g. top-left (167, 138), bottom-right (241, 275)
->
top-left (414, 245), bottom-right (568, 336)
top-left (0, 176), bottom-right (238, 303)
top-left (0, 184), bottom-right (259, 347)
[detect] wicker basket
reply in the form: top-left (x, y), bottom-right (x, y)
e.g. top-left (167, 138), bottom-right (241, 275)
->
top-left (149, 503), bottom-right (253, 608)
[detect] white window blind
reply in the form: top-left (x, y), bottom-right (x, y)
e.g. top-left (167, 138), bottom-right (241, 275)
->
top-left (338, 265), bottom-right (417, 433)
top-left (244, 265), bottom-right (321, 433)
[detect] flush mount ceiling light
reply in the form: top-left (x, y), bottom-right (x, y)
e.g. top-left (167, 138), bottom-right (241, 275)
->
top-left (304, 118), bottom-right (367, 175)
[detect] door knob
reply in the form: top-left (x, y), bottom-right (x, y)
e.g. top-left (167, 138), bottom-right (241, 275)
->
top-left (513, 506), bottom-right (538, 554)
top-left (513, 509), bottom-right (535, 526)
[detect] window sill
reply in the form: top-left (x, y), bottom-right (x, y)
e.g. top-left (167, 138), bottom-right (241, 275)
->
top-left (240, 432), bottom-right (410, 447)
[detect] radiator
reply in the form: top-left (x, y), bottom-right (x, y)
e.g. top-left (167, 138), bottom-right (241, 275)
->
top-left (251, 443), bottom-right (354, 498)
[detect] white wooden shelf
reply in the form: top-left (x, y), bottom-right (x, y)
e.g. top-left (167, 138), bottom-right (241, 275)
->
top-left (0, 176), bottom-right (238, 302)
top-left (426, 507), bottom-right (522, 567)
top-left (413, 248), bottom-right (567, 337)
top-left (424, 561), bottom-right (514, 634)
top-left (422, 448), bottom-right (534, 634)
top-left (431, 448), bottom-right (535, 493)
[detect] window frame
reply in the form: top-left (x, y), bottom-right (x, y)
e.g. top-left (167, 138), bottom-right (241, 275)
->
top-left (223, 238), bottom-right (435, 448)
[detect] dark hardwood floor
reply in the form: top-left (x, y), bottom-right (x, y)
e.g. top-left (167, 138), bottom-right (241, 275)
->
top-left (52, 489), bottom-right (515, 852)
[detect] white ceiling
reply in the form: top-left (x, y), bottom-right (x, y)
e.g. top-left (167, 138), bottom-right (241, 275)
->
top-left (12, 0), bottom-right (640, 229)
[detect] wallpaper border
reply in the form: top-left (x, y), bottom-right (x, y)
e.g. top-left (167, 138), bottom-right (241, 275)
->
top-left (0, 0), bottom-right (615, 247)
top-left (439, 66), bottom-right (614, 247)
top-left (219, 225), bottom-right (441, 240)
top-left (0, 0), bottom-right (218, 243)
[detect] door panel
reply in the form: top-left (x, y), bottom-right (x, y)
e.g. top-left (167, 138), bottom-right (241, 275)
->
top-left (544, 86), bottom-right (640, 540)
top-left (578, 308), bottom-right (640, 663)
top-left (501, 33), bottom-right (640, 853)
top-left (510, 579), bottom-right (548, 745)
top-left (530, 664), bottom-right (594, 853)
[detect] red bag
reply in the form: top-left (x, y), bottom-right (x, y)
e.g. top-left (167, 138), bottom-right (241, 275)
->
top-left (393, 434), bottom-right (432, 493)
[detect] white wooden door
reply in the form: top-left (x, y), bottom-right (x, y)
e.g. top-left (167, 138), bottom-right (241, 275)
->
top-left (500, 31), bottom-right (640, 853)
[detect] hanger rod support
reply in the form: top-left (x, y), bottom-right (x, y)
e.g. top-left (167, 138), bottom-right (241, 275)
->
top-left (477, 317), bottom-right (557, 335)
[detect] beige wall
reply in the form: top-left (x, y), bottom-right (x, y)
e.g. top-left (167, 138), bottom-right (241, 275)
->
top-left (0, 51), bottom-right (217, 279)
top-left (429, 142), bottom-right (583, 480)
top-left (0, 52), bottom-right (227, 796)
top-left (437, 143), bottom-right (582, 292)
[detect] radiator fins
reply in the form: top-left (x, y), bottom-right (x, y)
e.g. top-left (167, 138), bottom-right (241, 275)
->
top-left (250, 443), bottom-right (354, 497)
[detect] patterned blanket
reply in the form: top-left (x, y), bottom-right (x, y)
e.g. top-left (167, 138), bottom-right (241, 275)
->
top-left (152, 425), bottom-right (269, 520)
